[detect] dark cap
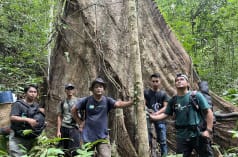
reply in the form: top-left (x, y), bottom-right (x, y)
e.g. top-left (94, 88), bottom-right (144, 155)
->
top-left (65, 83), bottom-right (75, 89)
top-left (150, 73), bottom-right (160, 78)
top-left (175, 73), bottom-right (188, 81)
top-left (90, 77), bottom-right (106, 90)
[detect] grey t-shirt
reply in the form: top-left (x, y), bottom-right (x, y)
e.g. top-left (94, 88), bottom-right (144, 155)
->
top-left (57, 97), bottom-right (78, 128)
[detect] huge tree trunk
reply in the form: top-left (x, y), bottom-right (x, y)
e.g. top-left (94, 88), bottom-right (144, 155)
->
top-left (46, 0), bottom-right (238, 156)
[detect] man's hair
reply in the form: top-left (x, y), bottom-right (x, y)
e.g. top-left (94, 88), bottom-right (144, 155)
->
top-left (24, 84), bottom-right (38, 93)
top-left (150, 73), bottom-right (160, 79)
top-left (175, 73), bottom-right (188, 81)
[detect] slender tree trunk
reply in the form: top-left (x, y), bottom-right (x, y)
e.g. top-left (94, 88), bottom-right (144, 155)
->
top-left (128, 0), bottom-right (150, 156)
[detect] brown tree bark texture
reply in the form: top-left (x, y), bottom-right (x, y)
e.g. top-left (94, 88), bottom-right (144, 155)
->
top-left (46, 0), bottom-right (238, 156)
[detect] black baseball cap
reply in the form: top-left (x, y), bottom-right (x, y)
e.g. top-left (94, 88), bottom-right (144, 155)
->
top-left (65, 83), bottom-right (75, 89)
top-left (89, 77), bottom-right (106, 90)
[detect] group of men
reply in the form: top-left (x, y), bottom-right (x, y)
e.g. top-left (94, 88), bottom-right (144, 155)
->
top-left (9, 73), bottom-right (214, 157)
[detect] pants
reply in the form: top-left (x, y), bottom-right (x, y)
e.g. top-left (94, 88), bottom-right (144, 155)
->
top-left (176, 136), bottom-right (214, 157)
top-left (147, 119), bottom-right (168, 156)
top-left (9, 131), bottom-right (36, 157)
top-left (59, 126), bottom-right (80, 156)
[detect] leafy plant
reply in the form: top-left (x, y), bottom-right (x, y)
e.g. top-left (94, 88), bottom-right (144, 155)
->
top-left (75, 139), bottom-right (109, 157)
top-left (76, 143), bottom-right (94, 157)
top-left (22, 132), bottom-right (65, 157)
top-left (222, 88), bottom-right (238, 106)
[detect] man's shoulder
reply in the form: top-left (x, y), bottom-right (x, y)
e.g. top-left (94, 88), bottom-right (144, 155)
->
top-left (144, 88), bottom-right (150, 95)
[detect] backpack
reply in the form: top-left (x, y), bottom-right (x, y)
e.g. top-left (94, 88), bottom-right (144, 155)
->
top-left (14, 100), bottom-right (46, 138)
top-left (198, 81), bottom-right (216, 122)
top-left (171, 81), bottom-right (214, 132)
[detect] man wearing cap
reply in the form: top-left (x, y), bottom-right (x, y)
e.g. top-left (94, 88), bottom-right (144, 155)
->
top-left (71, 77), bottom-right (133, 157)
top-left (144, 73), bottom-right (169, 156)
top-left (57, 83), bottom-right (80, 157)
top-left (150, 74), bottom-right (214, 157)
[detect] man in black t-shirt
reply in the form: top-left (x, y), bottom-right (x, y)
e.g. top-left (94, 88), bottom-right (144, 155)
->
top-left (9, 84), bottom-right (45, 157)
top-left (144, 73), bottom-right (169, 156)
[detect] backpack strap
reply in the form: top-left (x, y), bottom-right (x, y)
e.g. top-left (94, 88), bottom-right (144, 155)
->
top-left (170, 95), bottom-right (177, 115)
top-left (16, 100), bottom-right (30, 109)
top-left (60, 100), bottom-right (65, 115)
top-left (190, 91), bottom-right (199, 110)
top-left (16, 100), bottom-right (40, 116)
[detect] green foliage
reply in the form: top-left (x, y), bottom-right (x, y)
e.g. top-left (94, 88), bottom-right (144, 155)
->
top-left (76, 139), bottom-right (109, 157)
top-left (22, 133), bottom-right (65, 157)
top-left (76, 143), bottom-right (94, 157)
top-left (0, 0), bottom-right (53, 92)
top-left (0, 135), bottom-right (9, 157)
top-left (156, 0), bottom-right (238, 95)
top-left (222, 88), bottom-right (238, 106)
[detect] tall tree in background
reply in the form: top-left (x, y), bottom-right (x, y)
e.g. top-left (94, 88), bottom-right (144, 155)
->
top-left (46, 0), bottom-right (238, 155)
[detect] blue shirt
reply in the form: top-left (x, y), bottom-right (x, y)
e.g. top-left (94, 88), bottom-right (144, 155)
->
top-left (75, 96), bottom-right (116, 142)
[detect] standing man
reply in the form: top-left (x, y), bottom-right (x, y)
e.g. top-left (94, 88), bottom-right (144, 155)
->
top-left (71, 77), bottom-right (133, 157)
top-left (150, 73), bottom-right (214, 157)
top-left (9, 84), bottom-right (45, 157)
top-left (57, 83), bottom-right (80, 157)
top-left (144, 73), bottom-right (169, 157)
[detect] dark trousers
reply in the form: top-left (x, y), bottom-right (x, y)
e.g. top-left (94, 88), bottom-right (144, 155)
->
top-left (176, 136), bottom-right (214, 157)
top-left (59, 126), bottom-right (80, 156)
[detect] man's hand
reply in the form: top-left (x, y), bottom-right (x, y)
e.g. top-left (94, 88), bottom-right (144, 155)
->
top-left (27, 118), bottom-right (38, 127)
top-left (202, 129), bottom-right (212, 139)
top-left (57, 130), bottom-right (61, 138)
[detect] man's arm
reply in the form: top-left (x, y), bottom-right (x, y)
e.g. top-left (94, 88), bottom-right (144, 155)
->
top-left (154, 101), bottom-right (168, 115)
top-left (149, 112), bottom-right (169, 121)
top-left (71, 106), bottom-right (83, 126)
top-left (39, 107), bottom-right (45, 113)
top-left (10, 115), bottom-right (38, 127)
top-left (57, 114), bottom-right (62, 137)
top-left (202, 108), bottom-right (213, 138)
top-left (114, 100), bottom-right (133, 108)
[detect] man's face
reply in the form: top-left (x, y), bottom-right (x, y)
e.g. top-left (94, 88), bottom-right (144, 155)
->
top-left (25, 87), bottom-right (38, 101)
top-left (65, 87), bottom-right (75, 96)
top-left (92, 83), bottom-right (105, 96)
top-left (175, 76), bottom-right (188, 89)
top-left (150, 77), bottom-right (160, 89)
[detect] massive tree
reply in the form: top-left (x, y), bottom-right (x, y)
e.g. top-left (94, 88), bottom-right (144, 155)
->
top-left (46, 0), bottom-right (238, 156)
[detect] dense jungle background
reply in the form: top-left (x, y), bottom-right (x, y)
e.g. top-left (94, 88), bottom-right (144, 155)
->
top-left (0, 0), bottom-right (238, 156)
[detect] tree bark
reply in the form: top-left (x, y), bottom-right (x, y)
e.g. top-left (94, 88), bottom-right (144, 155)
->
top-left (46, 0), bottom-right (238, 155)
top-left (128, 0), bottom-right (150, 156)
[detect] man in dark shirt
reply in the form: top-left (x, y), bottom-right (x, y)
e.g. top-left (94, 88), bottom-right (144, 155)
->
top-left (9, 84), bottom-right (44, 157)
top-left (144, 73), bottom-right (169, 156)
top-left (71, 77), bottom-right (133, 157)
